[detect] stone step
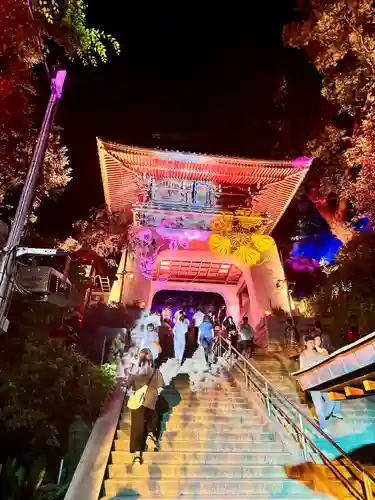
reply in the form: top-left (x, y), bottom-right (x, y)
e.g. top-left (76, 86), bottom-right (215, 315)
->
top-left (108, 463), bottom-right (292, 479)
top-left (119, 419), bottom-right (268, 433)
top-left (174, 384), bottom-right (241, 395)
top-left (114, 438), bottom-right (285, 452)
top-left (110, 450), bottom-right (292, 465)
top-left (122, 406), bottom-right (257, 418)
top-left (103, 477), bottom-right (339, 497)
top-left (163, 401), bottom-right (255, 410)
top-left (161, 407), bottom-right (257, 418)
top-left (117, 430), bottom-right (278, 442)
top-left (103, 495), bottom-right (339, 500)
top-left (173, 388), bottom-right (244, 397)
top-left (173, 392), bottom-right (246, 401)
top-left (340, 409), bottom-right (375, 418)
top-left (118, 428), bottom-right (276, 442)
top-left (120, 413), bottom-right (264, 424)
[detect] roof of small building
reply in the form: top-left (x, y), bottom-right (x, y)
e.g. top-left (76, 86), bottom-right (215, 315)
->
top-left (97, 139), bottom-right (312, 234)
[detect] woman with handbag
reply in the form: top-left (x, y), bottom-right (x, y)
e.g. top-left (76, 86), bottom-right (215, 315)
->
top-left (126, 348), bottom-right (165, 465)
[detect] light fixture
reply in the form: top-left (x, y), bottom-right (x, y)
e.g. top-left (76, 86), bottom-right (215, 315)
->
top-left (264, 309), bottom-right (272, 316)
top-left (160, 261), bottom-right (170, 266)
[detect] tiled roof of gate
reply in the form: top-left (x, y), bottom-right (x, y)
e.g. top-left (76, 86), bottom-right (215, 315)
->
top-left (97, 139), bottom-right (311, 234)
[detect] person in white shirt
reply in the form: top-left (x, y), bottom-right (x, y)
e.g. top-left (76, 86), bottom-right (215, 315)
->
top-left (173, 312), bottom-right (189, 363)
top-left (173, 308), bottom-right (184, 325)
top-left (300, 335), bottom-right (342, 430)
top-left (314, 334), bottom-right (328, 356)
top-left (193, 308), bottom-right (204, 327)
top-left (192, 308), bottom-right (204, 345)
top-left (140, 323), bottom-right (161, 363)
top-left (147, 309), bottom-right (161, 329)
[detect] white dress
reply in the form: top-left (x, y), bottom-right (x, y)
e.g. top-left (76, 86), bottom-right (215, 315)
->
top-left (173, 321), bottom-right (189, 360)
top-left (140, 329), bottom-right (160, 360)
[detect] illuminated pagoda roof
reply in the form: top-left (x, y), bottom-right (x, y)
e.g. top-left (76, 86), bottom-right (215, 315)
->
top-left (97, 139), bottom-right (312, 234)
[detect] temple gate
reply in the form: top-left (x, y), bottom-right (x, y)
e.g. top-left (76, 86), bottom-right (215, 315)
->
top-left (97, 139), bottom-right (311, 345)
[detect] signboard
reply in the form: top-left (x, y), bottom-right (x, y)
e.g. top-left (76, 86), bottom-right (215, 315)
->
top-left (152, 179), bottom-right (194, 204)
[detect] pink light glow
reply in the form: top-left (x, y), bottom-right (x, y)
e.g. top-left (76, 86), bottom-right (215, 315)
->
top-left (155, 227), bottom-right (208, 242)
top-left (292, 156), bottom-right (314, 171)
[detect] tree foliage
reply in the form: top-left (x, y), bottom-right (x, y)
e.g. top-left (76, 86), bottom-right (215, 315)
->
top-left (62, 207), bottom-right (131, 259)
top-left (284, 0), bottom-right (375, 236)
top-left (0, 329), bottom-right (115, 458)
top-left (311, 231), bottom-right (375, 337)
top-left (30, 0), bottom-right (120, 66)
top-left (0, 0), bottom-right (119, 212)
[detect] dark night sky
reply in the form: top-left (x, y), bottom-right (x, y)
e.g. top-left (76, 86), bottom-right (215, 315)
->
top-left (36, 1), bottom-right (326, 239)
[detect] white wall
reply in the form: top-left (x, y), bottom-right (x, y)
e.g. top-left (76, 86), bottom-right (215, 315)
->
top-left (251, 249), bottom-right (290, 320)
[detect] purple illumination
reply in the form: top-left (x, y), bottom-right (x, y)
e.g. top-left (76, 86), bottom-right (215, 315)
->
top-left (292, 156), bottom-right (314, 170)
top-left (286, 256), bottom-right (320, 273)
top-left (52, 69), bottom-right (67, 99)
top-left (155, 227), bottom-right (207, 242)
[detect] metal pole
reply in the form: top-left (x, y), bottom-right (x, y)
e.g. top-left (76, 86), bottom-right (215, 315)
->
top-left (57, 459), bottom-right (64, 485)
top-left (265, 381), bottom-right (271, 417)
top-left (299, 413), bottom-right (308, 460)
top-left (100, 335), bottom-right (107, 365)
top-left (0, 70), bottom-right (66, 329)
top-left (119, 247), bottom-right (128, 305)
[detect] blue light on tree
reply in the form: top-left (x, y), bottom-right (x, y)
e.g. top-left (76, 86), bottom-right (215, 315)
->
top-left (291, 231), bottom-right (342, 265)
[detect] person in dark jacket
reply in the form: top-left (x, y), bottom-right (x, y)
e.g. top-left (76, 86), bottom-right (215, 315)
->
top-left (199, 315), bottom-right (215, 367)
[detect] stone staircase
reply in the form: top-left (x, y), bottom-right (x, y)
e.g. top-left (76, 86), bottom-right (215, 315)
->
top-left (101, 371), bottom-right (345, 499)
top-left (251, 353), bottom-right (375, 451)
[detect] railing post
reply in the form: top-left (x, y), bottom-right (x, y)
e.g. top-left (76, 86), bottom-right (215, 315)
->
top-left (57, 459), bottom-right (64, 485)
top-left (100, 336), bottom-right (107, 366)
top-left (265, 381), bottom-right (271, 417)
top-left (363, 471), bottom-right (374, 500)
top-left (299, 413), bottom-right (308, 461)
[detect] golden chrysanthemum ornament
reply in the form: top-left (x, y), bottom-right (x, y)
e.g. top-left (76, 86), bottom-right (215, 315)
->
top-left (251, 234), bottom-right (276, 253)
top-left (209, 234), bottom-right (231, 255)
top-left (233, 246), bottom-right (261, 266)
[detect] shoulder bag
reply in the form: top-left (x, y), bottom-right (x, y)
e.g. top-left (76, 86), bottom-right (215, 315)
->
top-left (127, 368), bottom-right (157, 411)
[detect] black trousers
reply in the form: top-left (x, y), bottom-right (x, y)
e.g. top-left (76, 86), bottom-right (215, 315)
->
top-left (129, 396), bottom-right (168, 453)
top-left (130, 406), bottom-right (160, 453)
top-left (201, 338), bottom-right (213, 364)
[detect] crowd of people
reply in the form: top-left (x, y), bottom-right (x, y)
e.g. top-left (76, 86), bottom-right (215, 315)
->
top-left (133, 304), bottom-right (255, 369)
top-left (116, 303), bottom-right (256, 464)
top-left (115, 298), bottom-right (361, 462)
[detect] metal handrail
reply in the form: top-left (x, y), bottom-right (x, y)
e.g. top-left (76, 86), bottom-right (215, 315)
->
top-left (218, 336), bottom-right (375, 500)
